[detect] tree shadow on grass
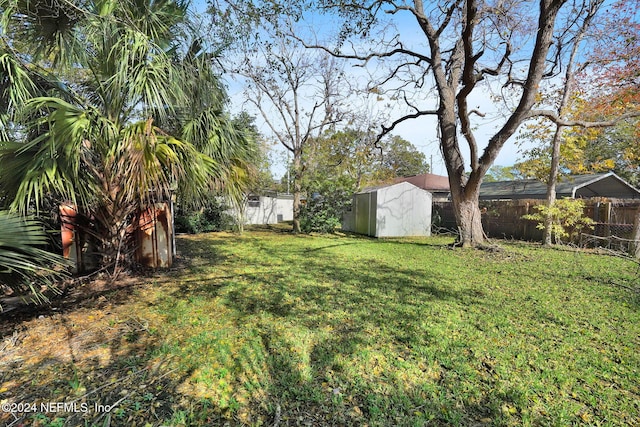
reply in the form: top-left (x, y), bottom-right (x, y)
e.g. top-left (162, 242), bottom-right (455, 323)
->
top-left (13, 232), bottom-right (633, 425)
top-left (157, 235), bottom-right (521, 425)
top-left (245, 316), bottom-right (507, 426)
top-left (132, 234), bottom-right (640, 424)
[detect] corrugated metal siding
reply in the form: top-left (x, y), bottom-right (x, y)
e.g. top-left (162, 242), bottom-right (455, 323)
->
top-left (375, 184), bottom-right (432, 237)
top-left (349, 182), bottom-right (432, 238)
top-left (354, 192), bottom-right (372, 235)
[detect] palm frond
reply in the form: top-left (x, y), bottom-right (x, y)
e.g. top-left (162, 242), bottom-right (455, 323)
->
top-left (0, 97), bottom-right (100, 212)
top-left (0, 0), bottom-right (89, 67)
top-left (116, 119), bottom-right (215, 208)
top-left (181, 108), bottom-right (258, 207)
top-left (1, 0), bottom-right (258, 272)
top-left (0, 52), bottom-right (38, 111)
top-left (102, 27), bottom-right (183, 124)
top-left (0, 50), bottom-right (38, 141)
top-left (0, 210), bottom-right (70, 306)
top-left (118, 0), bottom-right (188, 46)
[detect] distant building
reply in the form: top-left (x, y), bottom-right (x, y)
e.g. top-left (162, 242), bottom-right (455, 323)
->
top-left (479, 172), bottom-right (640, 200)
top-left (229, 193), bottom-right (294, 225)
top-left (394, 173), bottom-right (450, 201)
top-left (430, 172), bottom-right (640, 241)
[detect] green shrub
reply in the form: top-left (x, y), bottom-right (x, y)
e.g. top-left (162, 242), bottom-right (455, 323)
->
top-left (174, 199), bottom-right (233, 234)
top-left (300, 189), bottom-right (351, 233)
top-left (522, 198), bottom-right (594, 243)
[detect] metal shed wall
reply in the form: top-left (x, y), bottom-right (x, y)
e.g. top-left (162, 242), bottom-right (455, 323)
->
top-left (346, 182), bottom-right (432, 237)
top-left (354, 191), bottom-right (376, 235)
top-left (375, 182), bottom-right (432, 237)
top-left (275, 195), bottom-right (294, 221)
top-left (136, 203), bottom-right (173, 268)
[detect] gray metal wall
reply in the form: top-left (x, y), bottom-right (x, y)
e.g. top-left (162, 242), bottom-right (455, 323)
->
top-left (347, 182), bottom-right (432, 237)
top-left (354, 192), bottom-right (375, 235)
top-left (375, 182), bottom-right (432, 237)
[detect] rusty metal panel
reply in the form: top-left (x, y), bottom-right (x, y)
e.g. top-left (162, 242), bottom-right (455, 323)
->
top-left (59, 204), bottom-right (97, 273)
top-left (59, 204), bottom-right (81, 273)
top-left (136, 203), bottom-right (173, 268)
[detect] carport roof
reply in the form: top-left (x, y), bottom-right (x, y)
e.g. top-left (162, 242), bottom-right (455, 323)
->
top-left (479, 172), bottom-right (640, 200)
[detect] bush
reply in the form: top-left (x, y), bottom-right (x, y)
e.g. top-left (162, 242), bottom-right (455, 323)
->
top-left (174, 199), bottom-right (233, 234)
top-left (300, 189), bottom-right (352, 233)
top-left (522, 199), bottom-right (594, 244)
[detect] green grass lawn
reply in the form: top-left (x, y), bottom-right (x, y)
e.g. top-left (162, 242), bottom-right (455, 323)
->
top-left (2, 230), bottom-right (639, 426)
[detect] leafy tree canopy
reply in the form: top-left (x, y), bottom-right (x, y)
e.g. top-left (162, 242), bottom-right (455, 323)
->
top-left (515, 0), bottom-right (640, 186)
top-left (484, 165), bottom-right (524, 182)
top-left (298, 128), bottom-right (429, 232)
top-left (303, 129), bottom-right (429, 195)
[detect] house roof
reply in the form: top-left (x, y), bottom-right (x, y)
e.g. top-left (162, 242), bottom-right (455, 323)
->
top-left (255, 191), bottom-right (296, 200)
top-left (479, 172), bottom-right (640, 200)
top-left (394, 173), bottom-right (450, 192)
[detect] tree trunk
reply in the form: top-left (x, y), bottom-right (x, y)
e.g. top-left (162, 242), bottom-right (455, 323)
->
top-left (292, 190), bottom-right (302, 233)
top-left (292, 150), bottom-right (302, 233)
top-left (542, 194), bottom-right (556, 245)
top-left (543, 127), bottom-right (563, 246)
top-left (452, 191), bottom-right (485, 247)
top-left (94, 202), bottom-right (131, 278)
top-left (542, 2), bottom-right (597, 246)
top-left (438, 94), bottom-right (486, 248)
top-left (630, 207), bottom-right (640, 259)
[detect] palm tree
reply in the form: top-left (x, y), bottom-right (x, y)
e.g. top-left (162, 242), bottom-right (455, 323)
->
top-left (0, 0), bottom-right (256, 274)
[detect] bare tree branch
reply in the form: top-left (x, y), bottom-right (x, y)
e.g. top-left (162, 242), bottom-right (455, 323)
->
top-left (297, 36), bottom-right (432, 64)
top-left (377, 108), bottom-right (439, 143)
top-left (528, 110), bottom-right (640, 127)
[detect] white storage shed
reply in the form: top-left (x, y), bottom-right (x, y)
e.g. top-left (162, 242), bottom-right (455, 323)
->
top-left (342, 181), bottom-right (432, 237)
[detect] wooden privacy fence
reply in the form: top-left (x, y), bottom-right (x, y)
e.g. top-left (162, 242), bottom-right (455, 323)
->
top-left (433, 199), bottom-right (640, 243)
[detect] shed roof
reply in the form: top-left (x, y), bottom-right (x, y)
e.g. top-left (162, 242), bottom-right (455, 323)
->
top-left (479, 172), bottom-right (640, 200)
top-left (358, 181), bottom-right (429, 194)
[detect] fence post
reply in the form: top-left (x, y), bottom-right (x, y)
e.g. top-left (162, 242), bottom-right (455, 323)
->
top-left (603, 202), bottom-right (612, 238)
top-left (630, 207), bottom-right (640, 259)
top-left (523, 202), bottom-right (529, 240)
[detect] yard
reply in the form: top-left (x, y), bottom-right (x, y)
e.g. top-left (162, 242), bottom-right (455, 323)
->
top-left (1, 229), bottom-right (639, 426)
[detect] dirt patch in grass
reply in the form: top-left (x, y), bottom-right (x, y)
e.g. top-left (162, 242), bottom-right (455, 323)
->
top-left (0, 271), bottom-right (206, 427)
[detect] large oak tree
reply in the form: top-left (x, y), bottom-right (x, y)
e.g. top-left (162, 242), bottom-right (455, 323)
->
top-left (230, 0), bottom-right (638, 246)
